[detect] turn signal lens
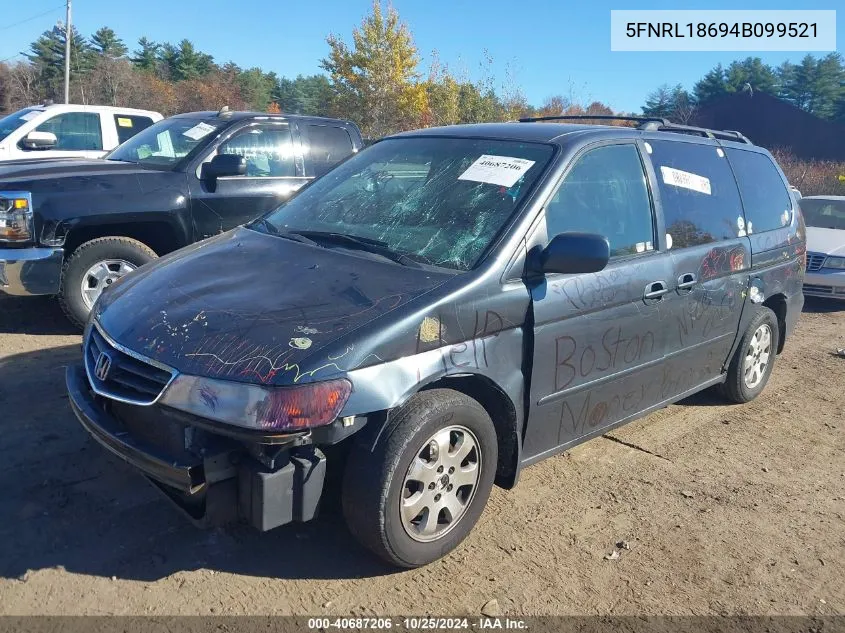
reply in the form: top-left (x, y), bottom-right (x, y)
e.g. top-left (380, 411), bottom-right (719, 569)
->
top-left (253, 379), bottom-right (353, 431)
top-left (0, 193), bottom-right (33, 242)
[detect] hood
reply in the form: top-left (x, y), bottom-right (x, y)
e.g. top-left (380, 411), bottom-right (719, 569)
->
top-left (96, 227), bottom-right (451, 385)
top-left (806, 226), bottom-right (845, 256)
top-left (0, 158), bottom-right (158, 186)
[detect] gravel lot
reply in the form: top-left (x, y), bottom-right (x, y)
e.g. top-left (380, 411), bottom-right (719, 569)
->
top-left (0, 292), bottom-right (843, 616)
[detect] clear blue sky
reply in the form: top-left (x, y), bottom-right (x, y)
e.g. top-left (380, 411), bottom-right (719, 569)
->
top-left (1, 0), bottom-right (841, 113)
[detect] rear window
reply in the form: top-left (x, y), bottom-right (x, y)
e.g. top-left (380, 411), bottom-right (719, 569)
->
top-left (726, 148), bottom-right (793, 233)
top-left (648, 140), bottom-right (744, 248)
top-left (114, 114), bottom-right (155, 144)
top-left (305, 125), bottom-right (354, 177)
top-left (799, 198), bottom-right (845, 231)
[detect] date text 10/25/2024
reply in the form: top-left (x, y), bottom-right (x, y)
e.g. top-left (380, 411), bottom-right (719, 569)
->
top-left (306, 617), bottom-right (528, 630)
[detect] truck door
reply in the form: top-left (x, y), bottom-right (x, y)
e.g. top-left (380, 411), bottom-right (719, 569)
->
top-left (189, 121), bottom-right (308, 240)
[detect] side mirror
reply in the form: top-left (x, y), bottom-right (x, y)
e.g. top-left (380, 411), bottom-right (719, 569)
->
top-left (539, 232), bottom-right (610, 275)
top-left (201, 153), bottom-right (246, 181)
top-left (21, 131), bottom-right (57, 150)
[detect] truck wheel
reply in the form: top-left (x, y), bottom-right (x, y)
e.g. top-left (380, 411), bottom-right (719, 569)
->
top-left (342, 389), bottom-right (497, 568)
top-left (59, 237), bottom-right (157, 328)
top-left (722, 306), bottom-right (779, 404)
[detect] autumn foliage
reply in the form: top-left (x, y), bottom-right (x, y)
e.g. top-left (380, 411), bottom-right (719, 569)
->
top-left (0, 3), bottom-right (618, 138)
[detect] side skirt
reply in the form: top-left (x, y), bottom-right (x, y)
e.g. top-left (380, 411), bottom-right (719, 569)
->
top-left (519, 373), bottom-right (727, 469)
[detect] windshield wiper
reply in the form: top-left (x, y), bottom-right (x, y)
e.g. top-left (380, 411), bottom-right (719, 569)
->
top-left (251, 219), bottom-right (320, 246)
top-left (288, 230), bottom-right (421, 267)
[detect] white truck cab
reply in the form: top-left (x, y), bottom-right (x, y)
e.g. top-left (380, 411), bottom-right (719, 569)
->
top-left (0, 103), bottom-right (163, 162)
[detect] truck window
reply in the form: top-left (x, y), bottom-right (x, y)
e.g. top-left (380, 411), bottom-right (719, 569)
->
top-left (648, 140), bottom-right (744, 248)
top-left (546, 143), bottom-right (655, 257)
top-left (305, 125), bottom-right (354, 177)
top-left (217, 124), bottom-right (296, 177)
top-left (35, 112), bottom-right (103, 151)
top-left (114, 114), bottom-right (155, 145)
top-left (726, 148), bottom-right (794, 233)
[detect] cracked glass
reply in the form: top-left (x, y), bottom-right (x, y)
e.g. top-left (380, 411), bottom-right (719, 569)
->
top-left (262, 137), bottom-right (554, 270)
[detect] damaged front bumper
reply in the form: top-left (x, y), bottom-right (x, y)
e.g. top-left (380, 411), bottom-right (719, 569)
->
top-left (66, 363), bottom-right (327, 531)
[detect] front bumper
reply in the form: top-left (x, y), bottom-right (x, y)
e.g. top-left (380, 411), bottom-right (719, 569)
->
top-left (0, 246), bottom-right (63, 296)
top-left (66, 364), bottom-right (326, 530)
top-left (803, 269), bottom-right (845, 299)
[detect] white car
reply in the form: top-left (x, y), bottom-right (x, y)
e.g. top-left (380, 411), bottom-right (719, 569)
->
top-left (801, 195), bottom-right (845, 300)
top-left (0, 103), bottom-right (163, 162)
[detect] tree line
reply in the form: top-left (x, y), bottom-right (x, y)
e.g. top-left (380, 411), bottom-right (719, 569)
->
top-left (642, 54), bottom-right (845, 124)
top-left (0, 2), bottom-right (615, 138)
top-left (3, 2), bottom-right (843, 138)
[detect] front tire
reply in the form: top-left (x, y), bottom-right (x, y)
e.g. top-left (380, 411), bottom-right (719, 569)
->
top-left (722, 306), bottom-right (779, 403)
top-left (342, 389), bottom-right (498, 568)
top-left (58, 237), bottom-right (157, 328)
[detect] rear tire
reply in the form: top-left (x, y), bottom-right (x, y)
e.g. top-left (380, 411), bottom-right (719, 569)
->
top-left (722, 306), bottom-right (779, 404)
top-left (342, 389), bottom-right (497, 568)
top-left (58, 237), bottom-right (157, 328)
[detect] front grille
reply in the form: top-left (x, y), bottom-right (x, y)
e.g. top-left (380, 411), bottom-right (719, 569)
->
top-left (84, 325), bottom-right (175, 405)
top-left (806, 253), bottom-right (826, 272)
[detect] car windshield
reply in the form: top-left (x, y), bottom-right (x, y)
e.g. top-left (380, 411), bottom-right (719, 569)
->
top-left (0, 108), bottom-right (40, 143)
top-left (259, 137), bottom-right (554, 270)
top-left (107, 117), bottom-right (225, 169)
top-left (800, 198), bottom-right (845, 231)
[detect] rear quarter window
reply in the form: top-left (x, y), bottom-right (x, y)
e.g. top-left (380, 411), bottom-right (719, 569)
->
top-left (649, 140), bottom-right (744, 248)
top-left (726, 148), bottom-right (793, 233)
top-left (114, 114), bottom-right (155, 145)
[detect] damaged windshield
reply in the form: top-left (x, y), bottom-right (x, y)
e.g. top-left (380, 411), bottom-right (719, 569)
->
top-left (259, 137), bottom-right (554, 270)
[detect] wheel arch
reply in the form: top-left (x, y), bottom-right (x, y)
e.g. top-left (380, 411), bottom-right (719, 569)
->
top-left (59, 220), bottom-right (185, 259)
top-left (762, 293), bottom-right (787, 353)
top-left (419, 374), bottom-right (520, 489)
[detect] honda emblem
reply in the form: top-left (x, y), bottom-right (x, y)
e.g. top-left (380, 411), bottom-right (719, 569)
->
top-left (94, 351), bottom-right (113, 382)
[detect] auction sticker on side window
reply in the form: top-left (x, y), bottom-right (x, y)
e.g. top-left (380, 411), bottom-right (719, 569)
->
top-left (117, 117), bottom-right (133, 128)
top-left (183, 122), bottom-right (216, 141)
top-left (458, 155), bottom-right (536, 188)
top-left (660, 165), bottom-right (711, 195)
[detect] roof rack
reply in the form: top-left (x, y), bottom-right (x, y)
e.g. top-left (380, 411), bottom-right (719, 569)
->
top-left (518, 114), bottom-right (752, 144)
top-left (639, 120), bottom-right (751, 144)
top-left (518, 114), bottom-right (669, 126)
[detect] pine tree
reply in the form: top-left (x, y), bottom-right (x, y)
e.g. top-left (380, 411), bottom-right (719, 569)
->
top-left (693, 64), bottom-right (728, 104)
top-left (642, 85), bottom-right (675, 118)
top-left (26, 24), bottom-right (92, 101)
top-left (91, 27), bottom-right (127, 58)
top-left (132, 37), bottom-right (160, 73)
top-left (724, 57), bottom-right (777, 95)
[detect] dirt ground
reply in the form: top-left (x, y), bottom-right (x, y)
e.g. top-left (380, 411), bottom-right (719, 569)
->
top-left (0, 292), bottom-right (843, 617)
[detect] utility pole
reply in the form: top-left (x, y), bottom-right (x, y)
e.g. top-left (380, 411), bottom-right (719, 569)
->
top-left (63, 0), bottom-right (72, 103)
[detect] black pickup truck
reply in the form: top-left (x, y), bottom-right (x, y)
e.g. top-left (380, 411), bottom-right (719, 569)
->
top-left (0, 109), bottom-right (363, 325)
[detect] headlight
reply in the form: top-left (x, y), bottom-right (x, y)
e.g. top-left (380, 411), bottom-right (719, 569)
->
top-left (823, 256), bottom-right (845, 269)
top-left (0, 191), bottom-right (33, 242)
top-left (159, 374), bottom-right (352, 433)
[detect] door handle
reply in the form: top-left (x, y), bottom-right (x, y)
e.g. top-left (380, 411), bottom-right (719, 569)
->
top-left (677, 272), bottom-right (697, 291)
top-left (643, 280), bottom-right (669, 300)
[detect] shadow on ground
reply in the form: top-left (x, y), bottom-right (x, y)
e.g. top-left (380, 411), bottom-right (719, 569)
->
top-left (0, 294), bottom-right (79, 336)
top-left (802, 296), bottom-right (844, 314)
top-left (0, 344), bottom-right (392, 583)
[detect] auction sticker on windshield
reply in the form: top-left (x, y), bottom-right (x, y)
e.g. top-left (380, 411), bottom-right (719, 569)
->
top-left (458, 155), bottom-right (536, 188)
top-left (183, 122), bottom-right (217, 141)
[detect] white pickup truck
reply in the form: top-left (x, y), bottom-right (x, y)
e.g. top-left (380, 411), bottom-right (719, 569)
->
top-left (0, 103), bottom-right (163, 161)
